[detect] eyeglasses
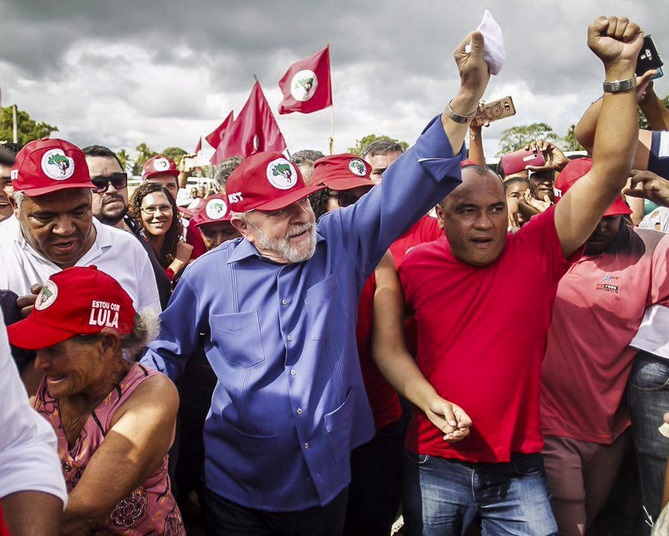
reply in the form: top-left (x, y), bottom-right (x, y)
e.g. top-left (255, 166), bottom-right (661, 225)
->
top-left (141, 204), bottom-right (173, 215)
top-left (91, 173), bottom-right (128, 193)
top-left (329, 191), bottom-right (362, 208)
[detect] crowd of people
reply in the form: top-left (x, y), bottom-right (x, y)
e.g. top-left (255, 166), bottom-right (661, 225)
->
top-left (2, 13), bottom-right (669, 536)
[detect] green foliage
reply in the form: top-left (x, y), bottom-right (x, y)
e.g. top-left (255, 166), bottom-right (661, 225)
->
top-left (347, 134), bottom-right (409, 157)
top-left (131, 143), bottom-right (157, 176)
top-left (162, 146), bottom-right (187, 165)
top-left (496, 123), bottom-right (560, 156)
top-left (563, 125), bottom-right (584, 152)
top-left (0, 105), bottom-right (58, 145)
top-left (116, 149), bottom-right (132, 173)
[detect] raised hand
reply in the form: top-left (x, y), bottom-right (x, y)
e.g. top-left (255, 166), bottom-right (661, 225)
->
top-left (587, 16), bottom-right (643, 70)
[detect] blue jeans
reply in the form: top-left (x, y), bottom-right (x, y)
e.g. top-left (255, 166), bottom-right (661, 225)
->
top-left (403, 451), bottom-right (557, 536)
top-left (628, 351), bottom-right (669, 527)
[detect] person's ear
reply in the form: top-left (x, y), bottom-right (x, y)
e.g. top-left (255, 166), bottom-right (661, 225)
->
top-left (231, 217), bottom-right (254, 243)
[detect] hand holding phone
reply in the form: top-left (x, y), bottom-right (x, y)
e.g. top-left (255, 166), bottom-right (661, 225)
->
top-left (636, 35), bottom-right (664, 79)
top-left (473, 96), bottom-right (516, 126)
top-left (501, 148), bottom-right (545, 176)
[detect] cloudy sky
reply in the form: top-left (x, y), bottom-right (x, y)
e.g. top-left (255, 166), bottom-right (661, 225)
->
top-left (1, 0), bottom-right (667, 167)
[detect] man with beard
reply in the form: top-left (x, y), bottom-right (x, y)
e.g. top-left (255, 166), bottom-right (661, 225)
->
top-left (83, 145), bottom-right (171, 309)
top-left (142, 25), bottom-right (490, 536)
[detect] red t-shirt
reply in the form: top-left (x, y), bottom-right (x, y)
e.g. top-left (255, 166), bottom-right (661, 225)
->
top-left (542, 226), bottom-right (669, 444)
top-left (357, 273), bottom-right (403, 431)
top-left (390, 214), bottom-right (442, 268)
top-left (399, 207), bottom-right (573, 463)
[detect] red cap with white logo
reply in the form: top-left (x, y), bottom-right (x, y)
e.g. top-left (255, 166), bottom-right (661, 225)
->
top-left (7, 266), bottom-right (136, 350)
top-left (225, 151), bottom-right (324, 212)
top-left (311, 154), bottom-right (375, 191)
top-left (11, 138), bottom-right (94, 196)
top-left (142, 155), bottom-right (179, 180)
top-left (191, 193), bottom-right (233, 228)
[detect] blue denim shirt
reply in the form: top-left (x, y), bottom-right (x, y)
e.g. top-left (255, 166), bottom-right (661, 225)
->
top-left (141, 115), bottom-right (464, 511)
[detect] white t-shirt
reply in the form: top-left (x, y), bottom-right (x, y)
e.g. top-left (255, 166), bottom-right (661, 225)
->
top-left (0, 311), bottom-right (67, 503)
top-left (0, 217), bottom-right (161, 313)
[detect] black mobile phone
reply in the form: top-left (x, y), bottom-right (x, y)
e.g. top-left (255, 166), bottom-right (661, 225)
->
top-left (636, 35), bottom-right (664, 78)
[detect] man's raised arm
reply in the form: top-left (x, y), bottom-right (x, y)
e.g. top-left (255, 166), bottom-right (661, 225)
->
top-left (555, 16), bottom-right (643, 257)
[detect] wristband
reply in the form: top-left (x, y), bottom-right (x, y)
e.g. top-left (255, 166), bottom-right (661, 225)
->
top-left (445, 100), bottom-right (477, 124)
top-left (602, 78), bottom-right (637, 93)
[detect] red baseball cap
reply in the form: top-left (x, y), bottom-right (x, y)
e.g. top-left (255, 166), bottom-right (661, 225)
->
top-left (7, 266), bottom-right (136, 350)
top-left (142, 155), bottom-right (179, 180)
top-left (554, 157), bottom-right (632, 216)
top-left (311, 154), bottom-right (375, 191)
top-left (225, 152), bottom-right (324, 212)
top-left (11, 138), bottom-right (94, 196)
top-left (191, 194), bottom-right (232, 228)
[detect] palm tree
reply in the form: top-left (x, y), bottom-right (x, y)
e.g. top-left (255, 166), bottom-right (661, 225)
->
top-left (116, 149), bottom-right (133, 174)
top-left (132, 142), bottom-right (157, 176)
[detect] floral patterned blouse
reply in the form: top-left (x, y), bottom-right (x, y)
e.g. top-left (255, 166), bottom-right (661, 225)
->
top-left (33, 363), bottom-right (184, 535)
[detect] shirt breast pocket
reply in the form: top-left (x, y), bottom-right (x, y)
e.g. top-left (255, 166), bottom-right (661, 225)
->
top-left (304, 274), bottom-right (349, 340)
top-left (210, 311), bottom-right (265, 368)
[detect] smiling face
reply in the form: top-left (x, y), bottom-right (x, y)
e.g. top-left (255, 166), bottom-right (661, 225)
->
top-left (438, 167), bottom-right (508, 267)
top-left (233, 197), bottom-right (317, 264)
top-left (15, 188), bottom-right (96, 268)
top-left (140, 191), bottom-right (174, 237)
top-left (34, 337), bottom-right (105, 399)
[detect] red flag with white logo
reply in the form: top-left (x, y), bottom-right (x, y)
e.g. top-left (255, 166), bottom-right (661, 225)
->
top-left (278, 46), bottom-right (332, 115)
top-left (206, 111), bottom-right (234, 154)
top-left (213, 81), bottom-right (287, 162)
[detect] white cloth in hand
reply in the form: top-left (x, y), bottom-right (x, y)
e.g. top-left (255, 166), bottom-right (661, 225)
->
top-left (476, 10), bottom-right (505, 76)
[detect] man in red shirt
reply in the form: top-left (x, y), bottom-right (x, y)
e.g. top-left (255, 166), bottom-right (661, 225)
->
top-left (374, 16), bottom-right (643, 535)
top-left (541, 158), bottom-right (669, 534)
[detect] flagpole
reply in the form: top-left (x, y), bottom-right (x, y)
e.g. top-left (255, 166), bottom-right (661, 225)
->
top-left (12, 104), bottom-right (18, 143)
top-left (329, 104), bottom-right (334, 156)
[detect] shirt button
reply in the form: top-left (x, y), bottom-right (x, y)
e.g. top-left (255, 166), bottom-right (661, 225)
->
top-left (63, 462), bottom-right (71, 472)
top-left (287, 335), bottom-right (293, 342)
top-left (297, 408), bottom-right (303, 415)
top-left (304, 442), bottom-right (310, 449)
top-left (282, 299), bottom-right (288, 305)
top-left (290, 369), bottom-right (296, 376)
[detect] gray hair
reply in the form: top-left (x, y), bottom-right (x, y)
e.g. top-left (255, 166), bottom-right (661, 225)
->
top-left (13, 190), bottom-right (24, 214)
top-left (361, 140), bottom-right (405, 160)
top-left (214, 157), bottom-right (243, 190)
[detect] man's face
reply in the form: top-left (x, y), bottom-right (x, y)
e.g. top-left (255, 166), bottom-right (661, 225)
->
top-left (199, 221), bottom-right (241, 250)
top-left (585, 215), bottom-right (623, 255)
top-left (234, 198), bottom-right (317, 264)
top-left (438, 168), bottom-right (508, 267)
top-left (0, 162), bottom-right (14, 222)
top-left (530, 170), bottom-right (555, 203)
top-left (14, 188), bottom-right (96, 268)
top-left (86, 156), bottom-right (128, 226)
top-left (325, 186), bottom-right (371, 212)
top-left (365, 151), bottom-right (402, 184)
top-left (146, 174), bottom-right (179, 200)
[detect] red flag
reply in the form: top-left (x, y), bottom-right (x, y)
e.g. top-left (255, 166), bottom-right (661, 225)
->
top-left (278, 46), bottom-right (332, 115)
top-left (213, 81), bottom-right (287, 162)
top-left (205, 111), bottom-right (234, 150)
top-left (194, 136), bottom-right (202, 154)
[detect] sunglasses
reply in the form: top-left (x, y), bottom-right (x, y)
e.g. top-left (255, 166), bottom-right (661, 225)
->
top-left (329, 191), bottom-right (362, 208)
top-left (91, 173), bottom-right (128, 193)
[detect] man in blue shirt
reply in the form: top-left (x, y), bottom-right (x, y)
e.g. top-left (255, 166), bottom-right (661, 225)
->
top-left (142, 28), bottom-right (491, 536)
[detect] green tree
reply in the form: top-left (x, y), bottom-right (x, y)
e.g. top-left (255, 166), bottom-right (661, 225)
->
top-left (132, 142), bottom-right (157, 176)
top-left (162, 146), bottom-right (187, 166)
top-left (347, 134), bottom-right (409, 157)
top-left (0, 105), bottom-right (58, 145)
top-left (497, 123), bottom-right (560, 156)
top-left (563, 125), bottom-right (584, 152)
top-left (116, 149), bottom-right (132, 173)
